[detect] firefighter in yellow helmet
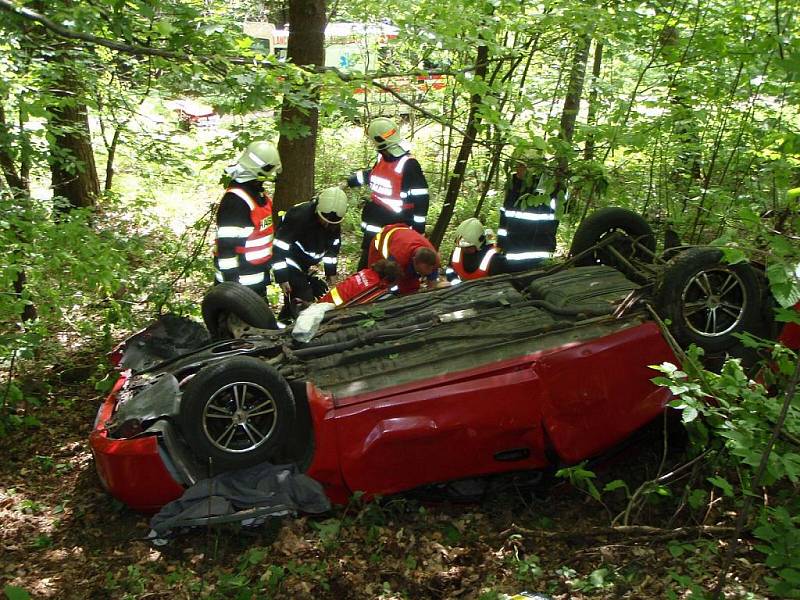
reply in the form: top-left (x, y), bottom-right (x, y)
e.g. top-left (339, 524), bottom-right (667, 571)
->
top-left (272, 187), bottom-right (348, 321)
top-left (446, 218), bottom-right (506, 285)
top-left (344, 117), bottom-right (430, 269)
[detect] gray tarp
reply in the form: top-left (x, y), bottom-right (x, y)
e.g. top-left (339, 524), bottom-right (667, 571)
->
top-left (148, 462), bottom-right (331, 539)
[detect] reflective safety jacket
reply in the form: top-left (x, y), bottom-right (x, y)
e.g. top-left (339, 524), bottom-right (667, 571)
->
top-left (498, 171), bottom-right (558, 265)
top-left (367, 224), bottom-right (439, 295)
top-left (446, 244), bottom-right (502, 284)
top-left (214, 181), bottom-right (274, 292)
top-left (271, 201), bottom-right (341, 284)
top-left (348, 152), bottom-right (429, 235)
top-left (319, 268), bottom-right (391, 307)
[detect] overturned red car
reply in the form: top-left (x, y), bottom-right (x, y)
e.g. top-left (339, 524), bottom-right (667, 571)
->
top-left (90, 209), bottom-right (794, 512)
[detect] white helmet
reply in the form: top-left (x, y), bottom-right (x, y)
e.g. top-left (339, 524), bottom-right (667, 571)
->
top-left (316, 187), bottom-right (348, 224)
top-left (455, 218), bottom-right (485, 248)
top-left (236, 140), bottom-right (282, 178)
top-left (367, 117), bottom-right (407, 157)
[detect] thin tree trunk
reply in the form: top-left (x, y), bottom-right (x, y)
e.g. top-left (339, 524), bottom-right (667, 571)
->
top-left (0, 102), bottom-right (26, 192)
top-left (105, 127), bottom-right (121, 192)
top-left (556, 34), bottom-right (591, 212)
top-left (272, 0), bottom-right (326, 213)
top-left (583, 41), bottom-right (603, 162)
top-left (1, 100), bottom-right (36, 321)
top-left (429, 43), bottom-right (489, 248)
top-left (474, 34), bottom-right (539, 217)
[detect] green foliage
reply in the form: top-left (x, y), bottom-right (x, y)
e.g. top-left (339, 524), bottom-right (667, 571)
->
top-left (3, 586), bottom-right (31, 600)
top-left (652, 341), bottom-right (800, 595)
top-left (555, 461), bottom-right (601, 502)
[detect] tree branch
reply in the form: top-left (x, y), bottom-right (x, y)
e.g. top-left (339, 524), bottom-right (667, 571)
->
top-left (0, 0), bottom-right (498, 82)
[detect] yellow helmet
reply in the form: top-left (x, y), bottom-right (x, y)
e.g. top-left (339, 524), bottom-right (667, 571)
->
top-left (316, 187), bottom-right (348, 224)
top-left (236, 140), bottom-right (282, 178)
top-left (367, 117), bottom-right (406, 157)
top-left (455, 218), bottom-right (485, 248)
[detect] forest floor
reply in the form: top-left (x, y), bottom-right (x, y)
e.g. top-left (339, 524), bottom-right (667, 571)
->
top-left (0, 348), bottom-right (776, 600)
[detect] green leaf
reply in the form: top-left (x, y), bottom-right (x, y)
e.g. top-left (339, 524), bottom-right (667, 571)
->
top-left (153, 20), bottom-right (175, 37)
top-left (603, 479), bottom-right (628, 493)
top-left (4, 586), bottom-right (31, 600)
top-left (707, 476), bottom-right (734, 497)
top-left (681, 406), bottom-right (699, 423)
top-left (667, 541), bottom-right (685, 558)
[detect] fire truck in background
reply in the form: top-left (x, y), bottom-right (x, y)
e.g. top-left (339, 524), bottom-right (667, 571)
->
top-left (242, 21), bottom-right (447, 118)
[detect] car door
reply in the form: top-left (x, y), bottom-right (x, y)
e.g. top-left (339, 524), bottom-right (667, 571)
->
top-left (332, 357), bottom-right (550, 497)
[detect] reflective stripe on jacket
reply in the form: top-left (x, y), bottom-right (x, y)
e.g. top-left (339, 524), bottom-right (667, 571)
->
top-left (450, 246), bottom-right (498, 281)
top-left (368, 154), bottom-right (412, 215)
top-left (319, 268), bottom-right (387, 307)
top-left (218, 187), bottom-right (274, 264)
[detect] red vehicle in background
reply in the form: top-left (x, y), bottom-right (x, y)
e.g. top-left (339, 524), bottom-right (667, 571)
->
top-left (89, 208), bottom-right (797, 512)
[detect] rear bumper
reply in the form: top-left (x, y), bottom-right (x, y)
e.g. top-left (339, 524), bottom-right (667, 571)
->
top-left (89, 377), bottom-right (185, 513)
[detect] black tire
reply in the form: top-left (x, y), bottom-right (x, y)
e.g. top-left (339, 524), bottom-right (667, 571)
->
top-left (202, 282), bottom-right (277, 339)
top-left (570, 207), bottom-right (656, 267)
top-left (179, 356), bottom-right (296, 471)
top-left (654, 247), bottom-right (761, 352)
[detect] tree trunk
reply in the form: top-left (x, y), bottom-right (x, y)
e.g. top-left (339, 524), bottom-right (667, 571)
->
top-left (1, 100), bottom-right (37, 321)
top-left (429, 43), bottom-right (489, 248)
top-left (48, 73), bottom-right (100, 211)
top-left (272, 0), bottom-right (326, 213)
top-left (556, 34), bottom-right (591, 213)
top-left (583, 41), bottom-right (604, 162)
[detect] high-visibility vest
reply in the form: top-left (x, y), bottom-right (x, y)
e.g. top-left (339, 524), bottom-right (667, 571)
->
top-left (216, 186), bottom-right (274, 265)
top-left (368, 154), bottom-right (413, 215)
top-left (450, 246), bottom-right (498, 280)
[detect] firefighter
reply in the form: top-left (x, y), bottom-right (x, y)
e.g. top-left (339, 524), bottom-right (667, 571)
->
top-left (345, 117), bottom-right (430, 270)
top-left (446, 218), bottom-right (506, 285)
top-left (272, 187), bottom-right (348, 321)
top-left (318, 260), bottom-right (403, 307)
top-left (367, 223), bottom-right (440, 295)
top-left (497, 146), bottom-right (559, 272)
top-left (214, 140), bottom-right (281, 295)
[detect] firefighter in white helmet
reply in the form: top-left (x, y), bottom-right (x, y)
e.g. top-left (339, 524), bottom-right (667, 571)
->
top-left (272, 187), bottom-right (348, 321)
top-left (214, 140), bottom-right (282, 295)
top-left (446, 217), bottom-right (506, 285)
top-left (344, 117), bottom-right (430, 270)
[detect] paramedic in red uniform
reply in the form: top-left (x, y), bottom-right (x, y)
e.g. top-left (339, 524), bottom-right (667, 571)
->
top-left (345, 117), bottom-right (430, 270)
top-left (367, 224), bottom-right (440, 295)
top-left (446, 218), bottom-right (507, 285)
top-left (214, 140), bottom-right (281, 296)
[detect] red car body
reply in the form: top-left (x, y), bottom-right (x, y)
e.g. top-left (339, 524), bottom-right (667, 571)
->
top-left (91, 319), bottom-right (676, 511)
top-left (89, 251), bottom-right (799, 513)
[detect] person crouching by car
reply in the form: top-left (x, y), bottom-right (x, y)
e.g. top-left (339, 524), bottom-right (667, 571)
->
top-left (446, 217), bottom-right (507, 285)
top-left (272, 187), bottom-right (348, 321)
top-left (214, 140), bottom-right (281, 295)
top-left (319, 259), bottom-right (403, 307)
top-left (367, 223), bottom-right (440, 295)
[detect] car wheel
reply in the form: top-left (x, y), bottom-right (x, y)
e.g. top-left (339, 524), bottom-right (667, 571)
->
top-left (178, 357), bottom-right (295, 471)
top-left (570, 207), bottom-right (656, 267)
top-left (202, 282), bottom-right (277, 339)
top-left (655, 247), bottom-right (761, 352)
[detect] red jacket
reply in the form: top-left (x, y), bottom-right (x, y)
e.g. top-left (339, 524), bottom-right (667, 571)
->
top-left (367, 224), bottom-right (439, 294)
top-left (319, 269), bottom-right (389, 307)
